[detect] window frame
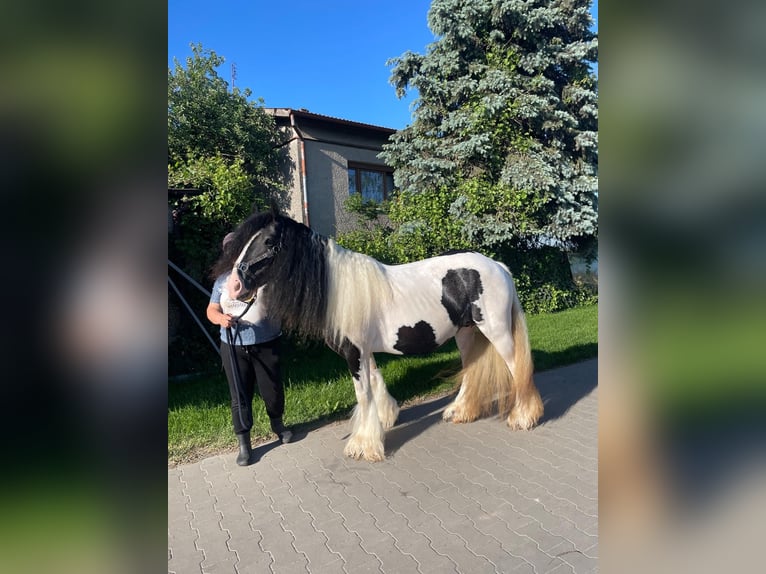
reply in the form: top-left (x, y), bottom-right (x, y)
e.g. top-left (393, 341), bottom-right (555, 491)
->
top-left (347, 161), bottom-right (395, 202)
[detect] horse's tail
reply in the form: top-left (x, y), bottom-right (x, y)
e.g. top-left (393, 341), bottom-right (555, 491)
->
top-left (455, 328), bottom-right (515, 420)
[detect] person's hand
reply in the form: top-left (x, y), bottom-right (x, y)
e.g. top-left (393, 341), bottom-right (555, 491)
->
top-left (220, 314), bottom-right (237, 329)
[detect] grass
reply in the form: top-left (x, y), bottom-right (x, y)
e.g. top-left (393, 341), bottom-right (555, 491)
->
top-left (168, 302), bottom-right (598, 465)
top-left (528, 303), bottom-right (598, 370)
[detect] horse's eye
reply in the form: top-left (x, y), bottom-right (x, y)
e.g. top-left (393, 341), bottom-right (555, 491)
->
top-left (265, 238), bottom-right (273, 246)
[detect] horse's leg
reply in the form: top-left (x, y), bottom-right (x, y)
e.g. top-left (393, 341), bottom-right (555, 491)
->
top-left (344, 348), bottom-right (386, 461)
top-left (443, 327), bottom-right (482, 423)
top-left (370, 355), bottom-right (399, 430)
top-left (504, 301), bottom-right (544, 430)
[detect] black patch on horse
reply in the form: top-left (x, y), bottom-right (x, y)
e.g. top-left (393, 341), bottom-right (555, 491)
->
top-left (393, 321), bottom-right (438, 355)
top-left (441, 268), bottom-right (484, 326)
top-left (328, 337), bottom-right (361, 379)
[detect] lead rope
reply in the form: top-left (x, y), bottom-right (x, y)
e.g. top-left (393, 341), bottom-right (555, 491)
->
top-left (225, 297), bottom-right (257, 432)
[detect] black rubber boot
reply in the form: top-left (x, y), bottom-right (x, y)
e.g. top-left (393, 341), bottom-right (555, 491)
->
top-left (270, 419), bottom-right (293, 444)
top-left (235, 432), bottom-right (252, 466)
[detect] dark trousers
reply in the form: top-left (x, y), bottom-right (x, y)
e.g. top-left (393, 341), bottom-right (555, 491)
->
top-left (221, 337), bottom-right (284, 435)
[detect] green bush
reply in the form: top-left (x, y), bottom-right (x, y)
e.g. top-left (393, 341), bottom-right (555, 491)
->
top-left (498, 243), bottom-right (597, 314)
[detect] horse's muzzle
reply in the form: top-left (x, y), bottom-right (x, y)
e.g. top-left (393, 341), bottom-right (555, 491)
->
top-left (226, 271), bottom-right (246, 301)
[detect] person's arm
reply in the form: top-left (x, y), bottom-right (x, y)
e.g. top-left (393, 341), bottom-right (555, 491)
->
top-left (206, 302), bottom-right (236, 329)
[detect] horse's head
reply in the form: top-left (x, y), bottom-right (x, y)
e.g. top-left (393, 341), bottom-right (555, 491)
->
top-left (226, 216), bottom-right (283, 302)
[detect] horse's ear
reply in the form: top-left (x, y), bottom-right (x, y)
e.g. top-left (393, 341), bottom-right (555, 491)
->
top-left (268, 197), bottom-right (280, 219)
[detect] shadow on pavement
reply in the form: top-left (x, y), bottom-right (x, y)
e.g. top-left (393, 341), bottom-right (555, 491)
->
top-left (383, 358), bottom-right (598, 454)
top-left (385, 394), bottom-right (455, 456)
top-left (535, 358), bottom-right (597, 425)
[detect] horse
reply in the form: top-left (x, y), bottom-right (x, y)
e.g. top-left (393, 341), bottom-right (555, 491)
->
top-left (220, 210), bottom-right (544, 462)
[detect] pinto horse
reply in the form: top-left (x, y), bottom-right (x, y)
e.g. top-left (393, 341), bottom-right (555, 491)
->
top-left (221, 211), bottom-right (543, 462)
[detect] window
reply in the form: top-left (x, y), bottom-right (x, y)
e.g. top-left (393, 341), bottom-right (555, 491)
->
top-left (348, 162), bottom-right (394, 203)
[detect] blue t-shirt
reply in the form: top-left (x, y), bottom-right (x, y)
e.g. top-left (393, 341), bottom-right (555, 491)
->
top-left (210, 273), bottom-right (281, 345)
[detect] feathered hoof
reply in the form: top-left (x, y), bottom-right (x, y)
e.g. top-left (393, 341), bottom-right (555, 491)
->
top-left (507, 418), bottom-right (535, 431)
top-left (344, 436), bottom-right (385, 462)
top-left (442, 403), bottom-right (478, 424)
top-left (507, 403), bottom-right (543, 430)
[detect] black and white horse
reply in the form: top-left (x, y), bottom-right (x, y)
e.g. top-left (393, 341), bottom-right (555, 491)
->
top-left (221, 211), bottom-right (543, 462)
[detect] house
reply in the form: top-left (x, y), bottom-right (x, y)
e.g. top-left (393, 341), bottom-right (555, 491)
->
top-left (266, 108), bottom-right (396, 237)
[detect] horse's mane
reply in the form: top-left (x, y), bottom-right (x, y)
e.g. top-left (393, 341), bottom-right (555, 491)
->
top-left (262, 216), bottom-right (330, 340)
top-left (324, 239), bottom-right (392, 347)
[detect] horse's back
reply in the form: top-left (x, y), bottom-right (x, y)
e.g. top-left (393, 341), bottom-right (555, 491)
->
top-left (384, 251), bottom-right (513, 296)
top-left (386, 250), bottom-right (505, 275)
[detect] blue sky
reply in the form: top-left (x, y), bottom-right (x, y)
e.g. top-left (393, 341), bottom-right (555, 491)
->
top-left (168, 0), bottom-right (598, 130)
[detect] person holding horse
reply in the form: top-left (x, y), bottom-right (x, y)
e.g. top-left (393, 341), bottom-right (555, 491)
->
top-left (206, 232), bottom-right (293, 466)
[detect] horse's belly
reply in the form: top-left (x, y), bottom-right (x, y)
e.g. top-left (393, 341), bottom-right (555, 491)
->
top-left (377, 314), bottom-right (457, 356)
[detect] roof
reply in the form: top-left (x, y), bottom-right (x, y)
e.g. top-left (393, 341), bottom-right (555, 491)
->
top-left (265, 108), bottom-right (396, 135)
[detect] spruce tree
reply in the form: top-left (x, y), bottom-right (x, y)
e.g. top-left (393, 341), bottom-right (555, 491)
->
top-left (380, 0), bottom-right (597, 249)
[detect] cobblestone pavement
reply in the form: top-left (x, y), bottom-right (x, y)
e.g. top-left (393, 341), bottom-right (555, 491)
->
top-left (169, 359), bottom-right (597, 573)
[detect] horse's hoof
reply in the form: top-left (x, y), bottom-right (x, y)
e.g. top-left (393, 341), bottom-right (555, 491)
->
top-left (344, 439), bottom-right (385, 462)
top-left (365, 452), bottom-right (385, 462)
top-left (443, 404), bottom-right (477, 424)
top-left (507, 402), bottom-right (543, 430)
top-left (344, 448), bottom-right (385, 462)
top-left (507, 412), bottom-right (538, 430)
top-left (507, 418), bottom-right (536, 431)
top-left (354, 447), bottom-right (385, 462)
top-left (442, 406), bottom-right (455, 421)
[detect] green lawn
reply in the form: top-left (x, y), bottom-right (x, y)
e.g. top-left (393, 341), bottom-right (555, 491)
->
top-left (168, 302), bottom-right (598, 465)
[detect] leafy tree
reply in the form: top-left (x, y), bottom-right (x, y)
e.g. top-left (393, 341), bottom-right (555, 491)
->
top-left (168, 43), bottom-right (282, 183)
top-left (379, 0), bottom-right (598, 250)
